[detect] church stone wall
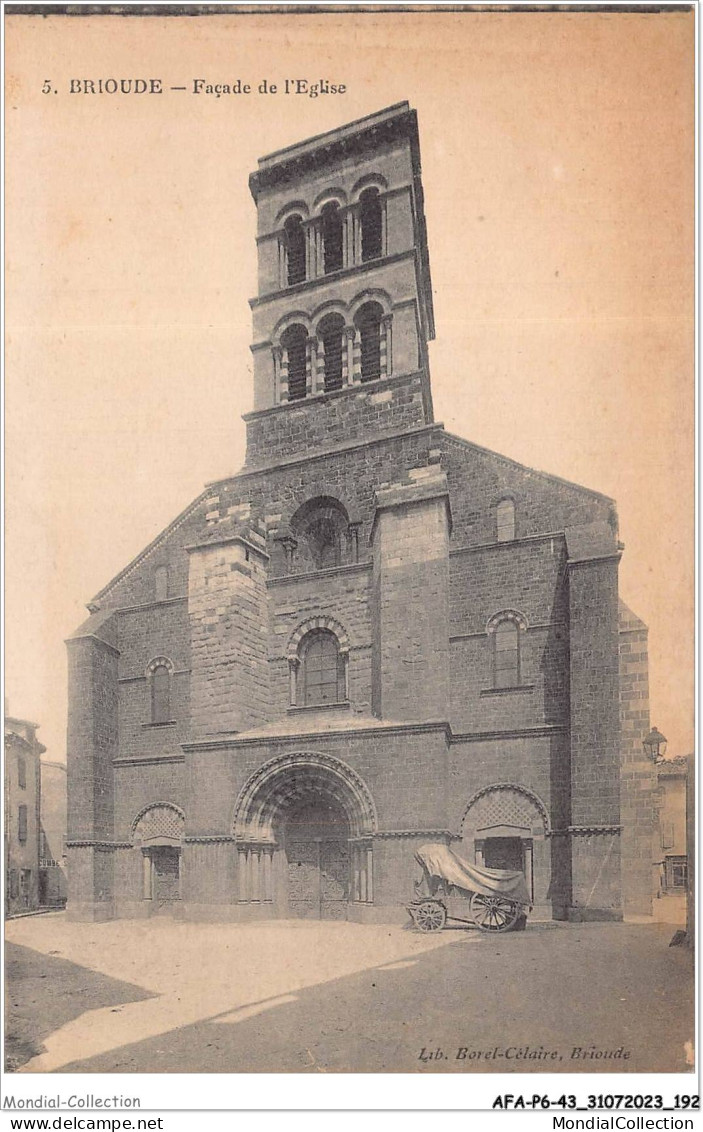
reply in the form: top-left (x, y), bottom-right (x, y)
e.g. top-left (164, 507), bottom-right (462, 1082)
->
top-left (244, 372), bottom-right (428, 466)
top-left (442, 434), bottom-right (615, 546)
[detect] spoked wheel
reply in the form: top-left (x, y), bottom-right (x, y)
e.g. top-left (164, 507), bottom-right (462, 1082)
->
top-left (412, 900), bottom-right (447, 932)
top-left (470, 892), bottom-right (521, 933)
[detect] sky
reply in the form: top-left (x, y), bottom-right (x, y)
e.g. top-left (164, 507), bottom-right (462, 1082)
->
top-left (5, 7), bottom-right (694, 762)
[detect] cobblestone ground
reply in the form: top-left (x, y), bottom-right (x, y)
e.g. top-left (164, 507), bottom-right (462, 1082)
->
top-left (5, 914), bottom-right (694, 1074)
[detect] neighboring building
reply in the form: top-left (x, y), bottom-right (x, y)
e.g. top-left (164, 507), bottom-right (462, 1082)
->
top-left (4, 710), bottom-right (44, 915)
top-left (66, 102), bottom-right (654, 924)
top-left (652, 755), bottom-right (689, 924)
top-left (685, 752), bottom-right (694, 945)
top-left (39, 760), bottom-right (68, 907)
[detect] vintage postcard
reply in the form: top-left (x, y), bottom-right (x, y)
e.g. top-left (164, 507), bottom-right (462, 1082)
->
top-left (3, 0), bottom-right (696, 1117)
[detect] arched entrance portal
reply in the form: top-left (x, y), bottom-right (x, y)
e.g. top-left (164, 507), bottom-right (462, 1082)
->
top-left (232, 753), bottom-right (377, 920)
top-left (132, 803), bottom-right (185, 916)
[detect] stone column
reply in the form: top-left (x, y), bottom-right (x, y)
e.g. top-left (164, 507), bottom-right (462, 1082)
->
top-left (305, 222), bottom-right (316, 279)
top-left (307, 336), bottom-right (319, 396)
top-left (278, 346), bottom-right (289, 403)
top-left (344, 210), bottom-right (356, 267)
top-left (351, 327), bottom-right (362, 385)
top-left (278, 237), bottom-right (286, 289)
top-left (344, 326), bottom-right (356, 386)
top-left (142, 852), bottom-right (152, 900)
top-left (381, 315), bottom-right (393, 378)
top-left (272, 346), bottom-right (283, 404)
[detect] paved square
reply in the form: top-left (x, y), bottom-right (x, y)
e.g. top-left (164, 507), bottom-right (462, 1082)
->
top-left (5, 914), bottom-right (694, 1074)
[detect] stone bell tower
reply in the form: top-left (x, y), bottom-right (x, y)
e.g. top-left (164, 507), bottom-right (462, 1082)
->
top-left (244, 101), bottom-right (436, 466)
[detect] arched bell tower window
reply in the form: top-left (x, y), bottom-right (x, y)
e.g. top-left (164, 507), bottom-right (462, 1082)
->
top-left (284, 214), bottom-right (306, 286)
top-left (321, 202), bottom-right (343, 275)
top-left (281, 323), bottom-right (308, 401)
top-left (355, 301), bottom-right (383, 383)
top-left (318, 313), bottom-right (345, 393)
top-left (301, 630), bottom-right (346, 706)
top-left (360, 188), bottom-right (383, 262)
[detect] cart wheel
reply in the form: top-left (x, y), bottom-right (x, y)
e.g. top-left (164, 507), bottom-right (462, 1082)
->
top-left (412, 901), bottom-right (447, 932)
top-left (470, 893), bottom-right (521, 933)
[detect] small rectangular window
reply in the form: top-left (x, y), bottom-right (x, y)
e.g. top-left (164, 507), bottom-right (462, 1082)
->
top-left (17, 755), bottom-right (26, 789)
top-left (660, 821), bottom-right (675, 850)
top-left (18, 805), bottom-right (28, 843)
top-left (154, 565), bottom-right (169, 602)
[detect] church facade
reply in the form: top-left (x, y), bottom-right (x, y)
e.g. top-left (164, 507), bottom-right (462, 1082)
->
top-left (66, 103), bottom-right (654, 923)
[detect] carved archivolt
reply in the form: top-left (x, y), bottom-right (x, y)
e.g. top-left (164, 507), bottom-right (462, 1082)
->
top-left (145, 655), bottom-right (174, 676)
top-left (287, 615), bottom-right (351, 660)
top-left (232, 751), bottom-right (377, 842)
top-left (485, 609), bottom-right (529, 635)
top-left (460, 782), bottom-right (550, 838)
top-left (131, 802), bottom-right (185, 845)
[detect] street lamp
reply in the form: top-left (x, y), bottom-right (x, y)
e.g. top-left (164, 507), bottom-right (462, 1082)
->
top-left (643, 726), bottom-right (668, 761)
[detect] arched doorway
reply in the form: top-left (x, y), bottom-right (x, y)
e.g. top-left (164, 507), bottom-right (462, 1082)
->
top-left (460, 784), bottom-right (551, 914)
top-left (132, 803), bottom-right (185, 916)
top-left (232, 752), bottom-right (377, 920)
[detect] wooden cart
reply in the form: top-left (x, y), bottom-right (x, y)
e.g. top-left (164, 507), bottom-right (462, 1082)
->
top-left (407, 843), bottom-right (531, 934)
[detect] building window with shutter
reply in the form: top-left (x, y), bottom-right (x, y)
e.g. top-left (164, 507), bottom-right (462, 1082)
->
top-left (355, 302), bottom-right (383, 383)
top-left (665, 856), bottom-right (687, 889)
top-left (284, 214), bottom-right (306, 285)
top-left (360, 188), bottom-right (383, 261)
top-left (318, 313), bottom-right (345, 393)
top-left (321, 202), bottom-right (343, 274)
top-left (18, 805), bottom-right (28, 843)
top-left (281, 324), bottom-right (308, 402)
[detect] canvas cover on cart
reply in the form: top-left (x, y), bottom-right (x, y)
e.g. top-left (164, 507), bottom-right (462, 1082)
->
top-left (415, 843), bottom-right (532, 906)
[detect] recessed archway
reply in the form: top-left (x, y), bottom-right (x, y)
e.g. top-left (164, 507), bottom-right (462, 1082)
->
top-left (232, 753), bottom-right (377, 918)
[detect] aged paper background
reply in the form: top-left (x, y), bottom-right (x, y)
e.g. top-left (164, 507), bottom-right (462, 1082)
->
top-left (3, 3), bottom-right (695, 1102)
top-left (5, 7), bottom-right (694, 768)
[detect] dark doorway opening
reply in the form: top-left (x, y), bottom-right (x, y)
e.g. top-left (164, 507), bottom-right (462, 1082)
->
top-left (284, 796), bottom-right (350, 920)
top-left (150, 846), bottom-right (181, 913)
